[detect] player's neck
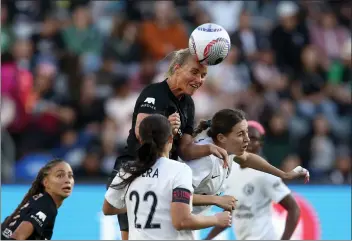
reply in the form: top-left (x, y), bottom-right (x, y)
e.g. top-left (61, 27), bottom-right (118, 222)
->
top-left (166, 78), bottom-right (184, 99)
top-left (213, 139), bottom-right (228, 154)
top-left (47, 191), bottom-right (64, 208)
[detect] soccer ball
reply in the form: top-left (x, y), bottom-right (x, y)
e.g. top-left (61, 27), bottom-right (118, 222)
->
top-left (189, 23), bottom-right (231, 66)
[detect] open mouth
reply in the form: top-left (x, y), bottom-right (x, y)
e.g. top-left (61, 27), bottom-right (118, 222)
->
top-left (241, 144), bottom-right (248, 150)
top-left (190, 84), bottom-right (199, 89)
top-left (62, 186), bottom-right (72, 192)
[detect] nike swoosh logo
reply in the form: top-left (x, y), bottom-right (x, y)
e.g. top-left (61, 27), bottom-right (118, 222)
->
top-left (211, 175), bottom-right (220, 179)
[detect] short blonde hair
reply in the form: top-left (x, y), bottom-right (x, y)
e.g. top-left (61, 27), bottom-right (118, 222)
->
top-left (165, 48), bottom-right (193, 78)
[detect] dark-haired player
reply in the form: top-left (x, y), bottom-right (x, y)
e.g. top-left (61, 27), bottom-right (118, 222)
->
top-left (1, 159), bottom-right (74, 240)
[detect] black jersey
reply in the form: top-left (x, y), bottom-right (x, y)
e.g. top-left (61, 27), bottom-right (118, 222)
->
top-left (125, 80), bottom-right (195, 160)
top-left (1, 192), bottom-right (57, 240)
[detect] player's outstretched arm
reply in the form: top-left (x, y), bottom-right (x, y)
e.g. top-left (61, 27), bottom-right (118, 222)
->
top-left (234, 153), bottom-right (309, 182)
top-left (10, 221), bottom-right (34, 240)
top-left (279, 195), bottom-right (301, 240)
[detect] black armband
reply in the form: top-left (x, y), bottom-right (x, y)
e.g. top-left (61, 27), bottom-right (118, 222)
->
top-left (172, 188), bottom-right (191, 204)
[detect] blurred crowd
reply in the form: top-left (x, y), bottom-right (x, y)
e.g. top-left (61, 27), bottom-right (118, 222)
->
top-left (1, 0), bottom-right (351, 184)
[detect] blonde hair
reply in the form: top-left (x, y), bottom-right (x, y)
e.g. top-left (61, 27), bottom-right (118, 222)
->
top-left (165, 48), bottom-right (193, 78)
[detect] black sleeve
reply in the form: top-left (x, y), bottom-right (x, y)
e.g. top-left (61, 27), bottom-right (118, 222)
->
top-left (184, 98), bottom-right (195, 135)
top-left (135, 85), bottom-right (167, 115)
top-left (22, 198), bottom-right (55, 235)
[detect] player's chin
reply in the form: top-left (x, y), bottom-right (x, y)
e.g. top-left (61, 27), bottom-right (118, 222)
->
top-left (186, 85), bottom-right (199, 95)
top-left (60, 188), bottom-right (73, 198)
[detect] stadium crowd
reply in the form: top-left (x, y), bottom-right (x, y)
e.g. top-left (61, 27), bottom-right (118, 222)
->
top-left (1, 0), bottom-right (351, 184)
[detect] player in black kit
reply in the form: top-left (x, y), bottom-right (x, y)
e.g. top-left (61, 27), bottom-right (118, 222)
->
top-left (1, 159), bottom-right (74, 240)
top-left (107, 48), bottom-right (229, 240)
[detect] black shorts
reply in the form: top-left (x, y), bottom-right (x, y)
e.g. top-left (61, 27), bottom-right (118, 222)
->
top-left (106, 155), bottom-right (135, 232)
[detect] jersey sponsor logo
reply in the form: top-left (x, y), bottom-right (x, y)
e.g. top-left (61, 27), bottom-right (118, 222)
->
top-left (31, 211), bottom-right (47, 227)
top-left (36, 211), bottom-right (47, 222)
top-left (272, 194), bottom-right (320, 240)
top-left (144, 97), bottom-right (155, 105)
top-left (243, 183), bottom-right (255, 196)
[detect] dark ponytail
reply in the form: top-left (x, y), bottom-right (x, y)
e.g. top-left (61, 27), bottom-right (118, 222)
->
top-left (195, 109), bottom-right (246, 140)
top-left (193, 119), bottom-right (212, 137)
top-left (111, 114), bottom-right (172, 190)
top-left (3, 159), bottom-right (64, 226)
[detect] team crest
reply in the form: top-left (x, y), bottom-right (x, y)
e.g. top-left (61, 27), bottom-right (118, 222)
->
top-left (243, 183), bottom-right (254, 196)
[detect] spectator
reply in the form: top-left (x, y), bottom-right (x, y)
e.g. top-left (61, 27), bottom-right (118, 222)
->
top-left (207, 45), bottom-right (251, 95)
top-left (139, 1), bottom-right (188, 61)
top-left (270, 1), bottom-right (310, 74)
top-left (198, 1), bottom-right (244, 34)
top-left (309, 8), bottom-right (350, 67)
top-left (61, 5), bottom-right (102, 73)
top-left (102, 18), bottom-right (142, 67)
top-left (230, 11), bottom-right (264, 63)
top-left (262, 111), bottom-right (293, 168)
top-left (242, 0), bottom-right (278, 33)
top-left (292, 45), bottom-right (340, 130)
top-left (104, 77), bottom-right (139, 145)
top-left (31, 15), bottom-right (65, 62)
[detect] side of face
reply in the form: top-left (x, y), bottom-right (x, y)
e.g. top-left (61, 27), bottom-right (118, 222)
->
top-left (247, 127), bottom-right (263, 154)
top-left (217, 119), bottom-right (250, 156)
top-left (43, 162), bottom-right (74, 199)
top-left (174, 57), bottom-right (207, 96)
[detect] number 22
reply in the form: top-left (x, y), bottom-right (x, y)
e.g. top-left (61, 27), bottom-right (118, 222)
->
top-left (129, 191), bottom-right (161, 229)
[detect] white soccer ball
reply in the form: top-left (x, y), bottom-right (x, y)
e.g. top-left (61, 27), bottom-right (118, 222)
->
top-left (189, 23), bottom-right (231, 66)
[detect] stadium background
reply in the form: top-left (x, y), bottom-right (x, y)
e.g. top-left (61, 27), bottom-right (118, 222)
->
top-left (1, 0), bottom-right (351, 240)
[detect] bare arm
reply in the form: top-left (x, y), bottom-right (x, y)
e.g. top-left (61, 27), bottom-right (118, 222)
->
top-left (179, 134), bottom-right (229, 166)
top-left (103, 199), bottom-right (127, 215)
top-left (10, 221), bottom-right (34, 240)
top-left (235, 153), bottom-right (287, 179)
top-left (135, 113), bottom-right (150, 141)
top-left (279, 195), bottom-right (301, 240)
top-left (192, 194), bottom-right (218, 206)
top-left (179, 134), bottom-right (212, 161)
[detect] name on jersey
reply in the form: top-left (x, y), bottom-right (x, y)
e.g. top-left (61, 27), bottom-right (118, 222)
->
top-left (141, 168), bottom-right (159, 178)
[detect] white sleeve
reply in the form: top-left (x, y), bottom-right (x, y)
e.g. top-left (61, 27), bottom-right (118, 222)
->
top-left (173, 164), bottom-right (194, 193)
top-left (260, 174), bottom-right (291, 203)
top-left (186, 156), bottom-right (213, 189)
top-left (105, 174), bottom-right (129, 209)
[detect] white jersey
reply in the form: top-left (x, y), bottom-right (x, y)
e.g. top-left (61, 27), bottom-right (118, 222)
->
top-left (224, 162), bottom-right (291, 240)
top-left (105, 157), bottom-right (194, 240)
top-left (186, 137), bottom-right (232, 214)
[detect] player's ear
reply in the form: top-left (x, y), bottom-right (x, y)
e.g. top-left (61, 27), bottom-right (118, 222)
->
top-left (43, 177), bottom-right (49, 189)
top-left (216, 133), bottom-right (227, 144)
top-left (173, 64), bottom-right (181, 73)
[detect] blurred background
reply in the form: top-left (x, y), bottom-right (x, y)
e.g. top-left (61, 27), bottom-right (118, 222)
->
top-left (1, 0), bottom-right (351, 240)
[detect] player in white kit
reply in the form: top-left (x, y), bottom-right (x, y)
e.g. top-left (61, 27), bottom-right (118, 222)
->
top-left (186, 110), bottom-right (309, 216)
top-left (102, 114), bottom-right (232, 240)
top-left (206, 121), bottom-right (304, 240)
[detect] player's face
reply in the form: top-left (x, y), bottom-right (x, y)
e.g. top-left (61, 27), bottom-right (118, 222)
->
top-left (44, 162), bottom-right (74, 199)
top-left (221, 120), bottom-right (250, 156)
top-left (247, 127), bottom-right (263, 154)
top-left (177, 57), bottom-right (207, 96)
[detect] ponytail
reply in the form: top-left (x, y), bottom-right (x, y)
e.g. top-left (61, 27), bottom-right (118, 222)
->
top-left (111, 140), bottom-right (160, 190)
top-left (110, 114), bottom-right (172, 190)
top-left (193, 119), bottom-right (212, 137)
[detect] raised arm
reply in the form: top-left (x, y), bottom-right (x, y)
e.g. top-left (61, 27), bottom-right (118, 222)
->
top-left (234, 152), bottom-right (309, 181)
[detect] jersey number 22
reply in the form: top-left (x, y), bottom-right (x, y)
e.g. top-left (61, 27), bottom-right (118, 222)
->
top-left (129, 191), bottom-right (161, 229)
